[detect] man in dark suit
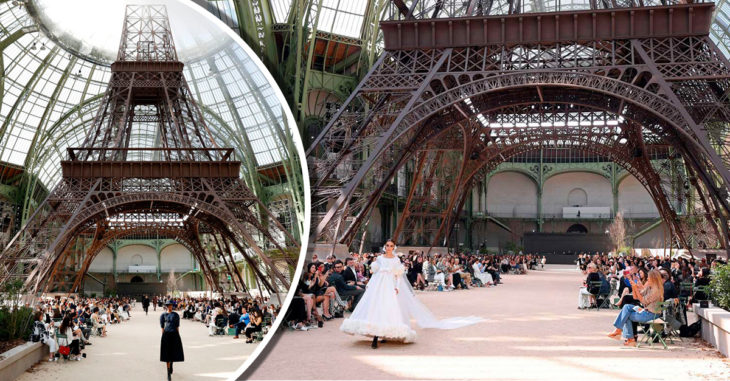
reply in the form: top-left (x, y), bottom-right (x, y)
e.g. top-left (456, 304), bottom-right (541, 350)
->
top-left (328, 259), bottom-right (364, 310)
top-left (342, 257), bottom-right (365, 287)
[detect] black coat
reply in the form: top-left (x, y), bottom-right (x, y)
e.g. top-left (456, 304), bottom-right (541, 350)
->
top-left (342, 267), bottom-right (358, 284)
top-left (328, 271), bottom-right (356, 294)
top-left (663, 280), bottom-right (678, 300)
top-left (586, 272), bottom-right (601, 294)
top-left (160, 312), bottom-right (184, 362)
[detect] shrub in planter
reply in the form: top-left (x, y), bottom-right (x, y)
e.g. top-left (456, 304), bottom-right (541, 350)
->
top-left (0, 307), bottom-right (33, 342)
top-left (0, 280), bottom-right (33, 342)
top-left (710, 263), bottom-right (730, 311)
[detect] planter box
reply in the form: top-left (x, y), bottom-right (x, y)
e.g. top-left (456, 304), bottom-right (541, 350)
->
top-left (0, 341), bottom-right (48, 381)
top-left (694, 303), bottom-right (730, 357)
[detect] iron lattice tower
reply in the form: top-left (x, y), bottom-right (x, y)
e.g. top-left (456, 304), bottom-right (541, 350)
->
top-left (308, 1), bottom-right (730, 254)
top-left (0, 5), bottom-right (298, 296)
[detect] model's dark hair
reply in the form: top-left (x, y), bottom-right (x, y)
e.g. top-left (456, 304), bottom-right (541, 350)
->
top-left (385, 238), bottom-right (396, 246)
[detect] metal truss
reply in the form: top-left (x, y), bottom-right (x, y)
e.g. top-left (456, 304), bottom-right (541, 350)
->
top-left (308, 2), bottom-right (730, 255)
top-left (0, 5), bottom-right (299, 297)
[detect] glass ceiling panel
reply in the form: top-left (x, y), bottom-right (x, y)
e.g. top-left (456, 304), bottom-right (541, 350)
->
top-left (0, 0), bottom-right (295, 193)
top-left (270, 0), bottom-right (293, 23)
top-left (317, 0), bottom-right (368, 38)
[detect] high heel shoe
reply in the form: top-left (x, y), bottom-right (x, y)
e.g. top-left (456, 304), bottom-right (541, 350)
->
top-left (371, 336), bottom-right (378, 349)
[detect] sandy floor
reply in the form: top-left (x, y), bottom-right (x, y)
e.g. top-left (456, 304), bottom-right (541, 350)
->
top-left (243, 265), bottom-right (730, 380)
top-left (19, 305), bottom-right (257, 381)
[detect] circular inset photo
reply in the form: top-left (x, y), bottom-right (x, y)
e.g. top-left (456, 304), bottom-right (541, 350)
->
top-left (0, 1), bottom-right (308, 380)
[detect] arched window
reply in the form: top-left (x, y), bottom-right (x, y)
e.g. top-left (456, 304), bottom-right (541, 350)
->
top-left (130, 275), bottom-right (144, 283)
top-left (567, 188), bottom-right (588, 207)
top-left (131, 254), bottom-right (143, 266)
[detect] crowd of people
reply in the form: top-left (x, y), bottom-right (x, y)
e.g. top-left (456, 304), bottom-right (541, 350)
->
top-left (163, 295), bottom-right (278, 343)
top-left (28, 292), bottom-right (279, 363)
top-left (574, 252), bottom-right (726, 346)
top-left (30, 296), bottom-right (135, 362)
top-left (576, 252), bottom-right (722, 309)
top-left (287, 250), bottom-right (545, 330)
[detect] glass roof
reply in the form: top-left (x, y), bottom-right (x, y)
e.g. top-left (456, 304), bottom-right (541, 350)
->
top-left (0, 0), bottom-right (296, 193)
top-left (33, 0), bottom-right (229, 64)
top-left (268, 0), bottom-right (369, 38)
top-left (317, 0), bottom-right (369, 38)
top-left (270, 0), bottom-right (294, 23)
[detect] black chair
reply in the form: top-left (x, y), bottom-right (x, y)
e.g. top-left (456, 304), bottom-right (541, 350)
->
top-left (213, 314), bottom-right (227, 335)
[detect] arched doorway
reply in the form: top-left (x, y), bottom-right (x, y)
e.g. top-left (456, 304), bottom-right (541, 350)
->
top-left (567, 224), bottom-right (589, 234)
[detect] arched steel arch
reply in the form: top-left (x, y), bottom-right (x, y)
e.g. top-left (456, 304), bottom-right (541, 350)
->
top-left (55, 221), bottom-right (280, 297)
top-left (391, 115), bottom-right (694, 250)
top-left (11, 176), bottom-right (298, 297)
top-left (308, 2), bottom-right (730, 255)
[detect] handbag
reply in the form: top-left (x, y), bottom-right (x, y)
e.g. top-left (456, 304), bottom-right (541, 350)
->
top-left (58, 335), bottom-right (70, 356)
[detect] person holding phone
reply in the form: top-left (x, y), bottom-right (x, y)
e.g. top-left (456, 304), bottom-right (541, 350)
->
top-left (607, 269), bottom-right (664, 346)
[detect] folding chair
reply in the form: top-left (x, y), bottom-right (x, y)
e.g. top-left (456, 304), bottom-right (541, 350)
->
top-left (638, 301), bottom-right (670, 349)
top-left (663, 299), bottom-right (684, 344)
top-left (261, 316), bottom-right (272, 335)
top-left (56, 332), bottom-right (70, 361)
top-left (597, 281), bottom-right (616, 309)
top-left (588, 281), bottom-right (603, 310)
top-left (607, 280), bottom-right (620, 309)
top-left (678, 282), bottom-right (693, 306)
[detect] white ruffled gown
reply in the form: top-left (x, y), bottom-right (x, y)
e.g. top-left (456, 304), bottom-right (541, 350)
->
top-left (340, 255), bottom-right (483, 343)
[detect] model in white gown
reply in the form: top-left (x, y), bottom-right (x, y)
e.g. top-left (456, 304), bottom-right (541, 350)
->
top-left (340, 251), bottom-right (483, 343)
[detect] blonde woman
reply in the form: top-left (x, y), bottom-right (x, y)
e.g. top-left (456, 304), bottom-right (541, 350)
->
top-left (607, 268), bottom-right (664, 346)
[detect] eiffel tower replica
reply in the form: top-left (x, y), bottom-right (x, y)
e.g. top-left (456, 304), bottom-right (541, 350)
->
top-left (0, 5), bottom-right (298, 297)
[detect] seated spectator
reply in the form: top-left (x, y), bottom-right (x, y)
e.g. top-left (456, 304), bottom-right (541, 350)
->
top-left (607, 269), bottom-right (664, 347)
top-left (692, 268), bottom-right (711, 301)
top-left (59, 316), bottom-right (85, 361)
top-left (578, 263), bottom-right (601, 309)
top-left (244, 310), bottom-right (263, 343)
top-left (328, 260), bottom-right (365, 310)
top-left (33, 311), bottom-right (58, 362)
top-left (90, 307), bottom-right (107, 337)
top-left (660, 268), bottom-right (678, 300)
top-left (234, 307), bottom-right (250, 339)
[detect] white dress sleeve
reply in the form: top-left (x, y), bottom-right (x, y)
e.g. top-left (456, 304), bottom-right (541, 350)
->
top-left (370, 258), bottom-right (380, 273)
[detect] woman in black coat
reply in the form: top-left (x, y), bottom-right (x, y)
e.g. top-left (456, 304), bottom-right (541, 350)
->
top-left (160, 301), bottom-right (184, 380)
